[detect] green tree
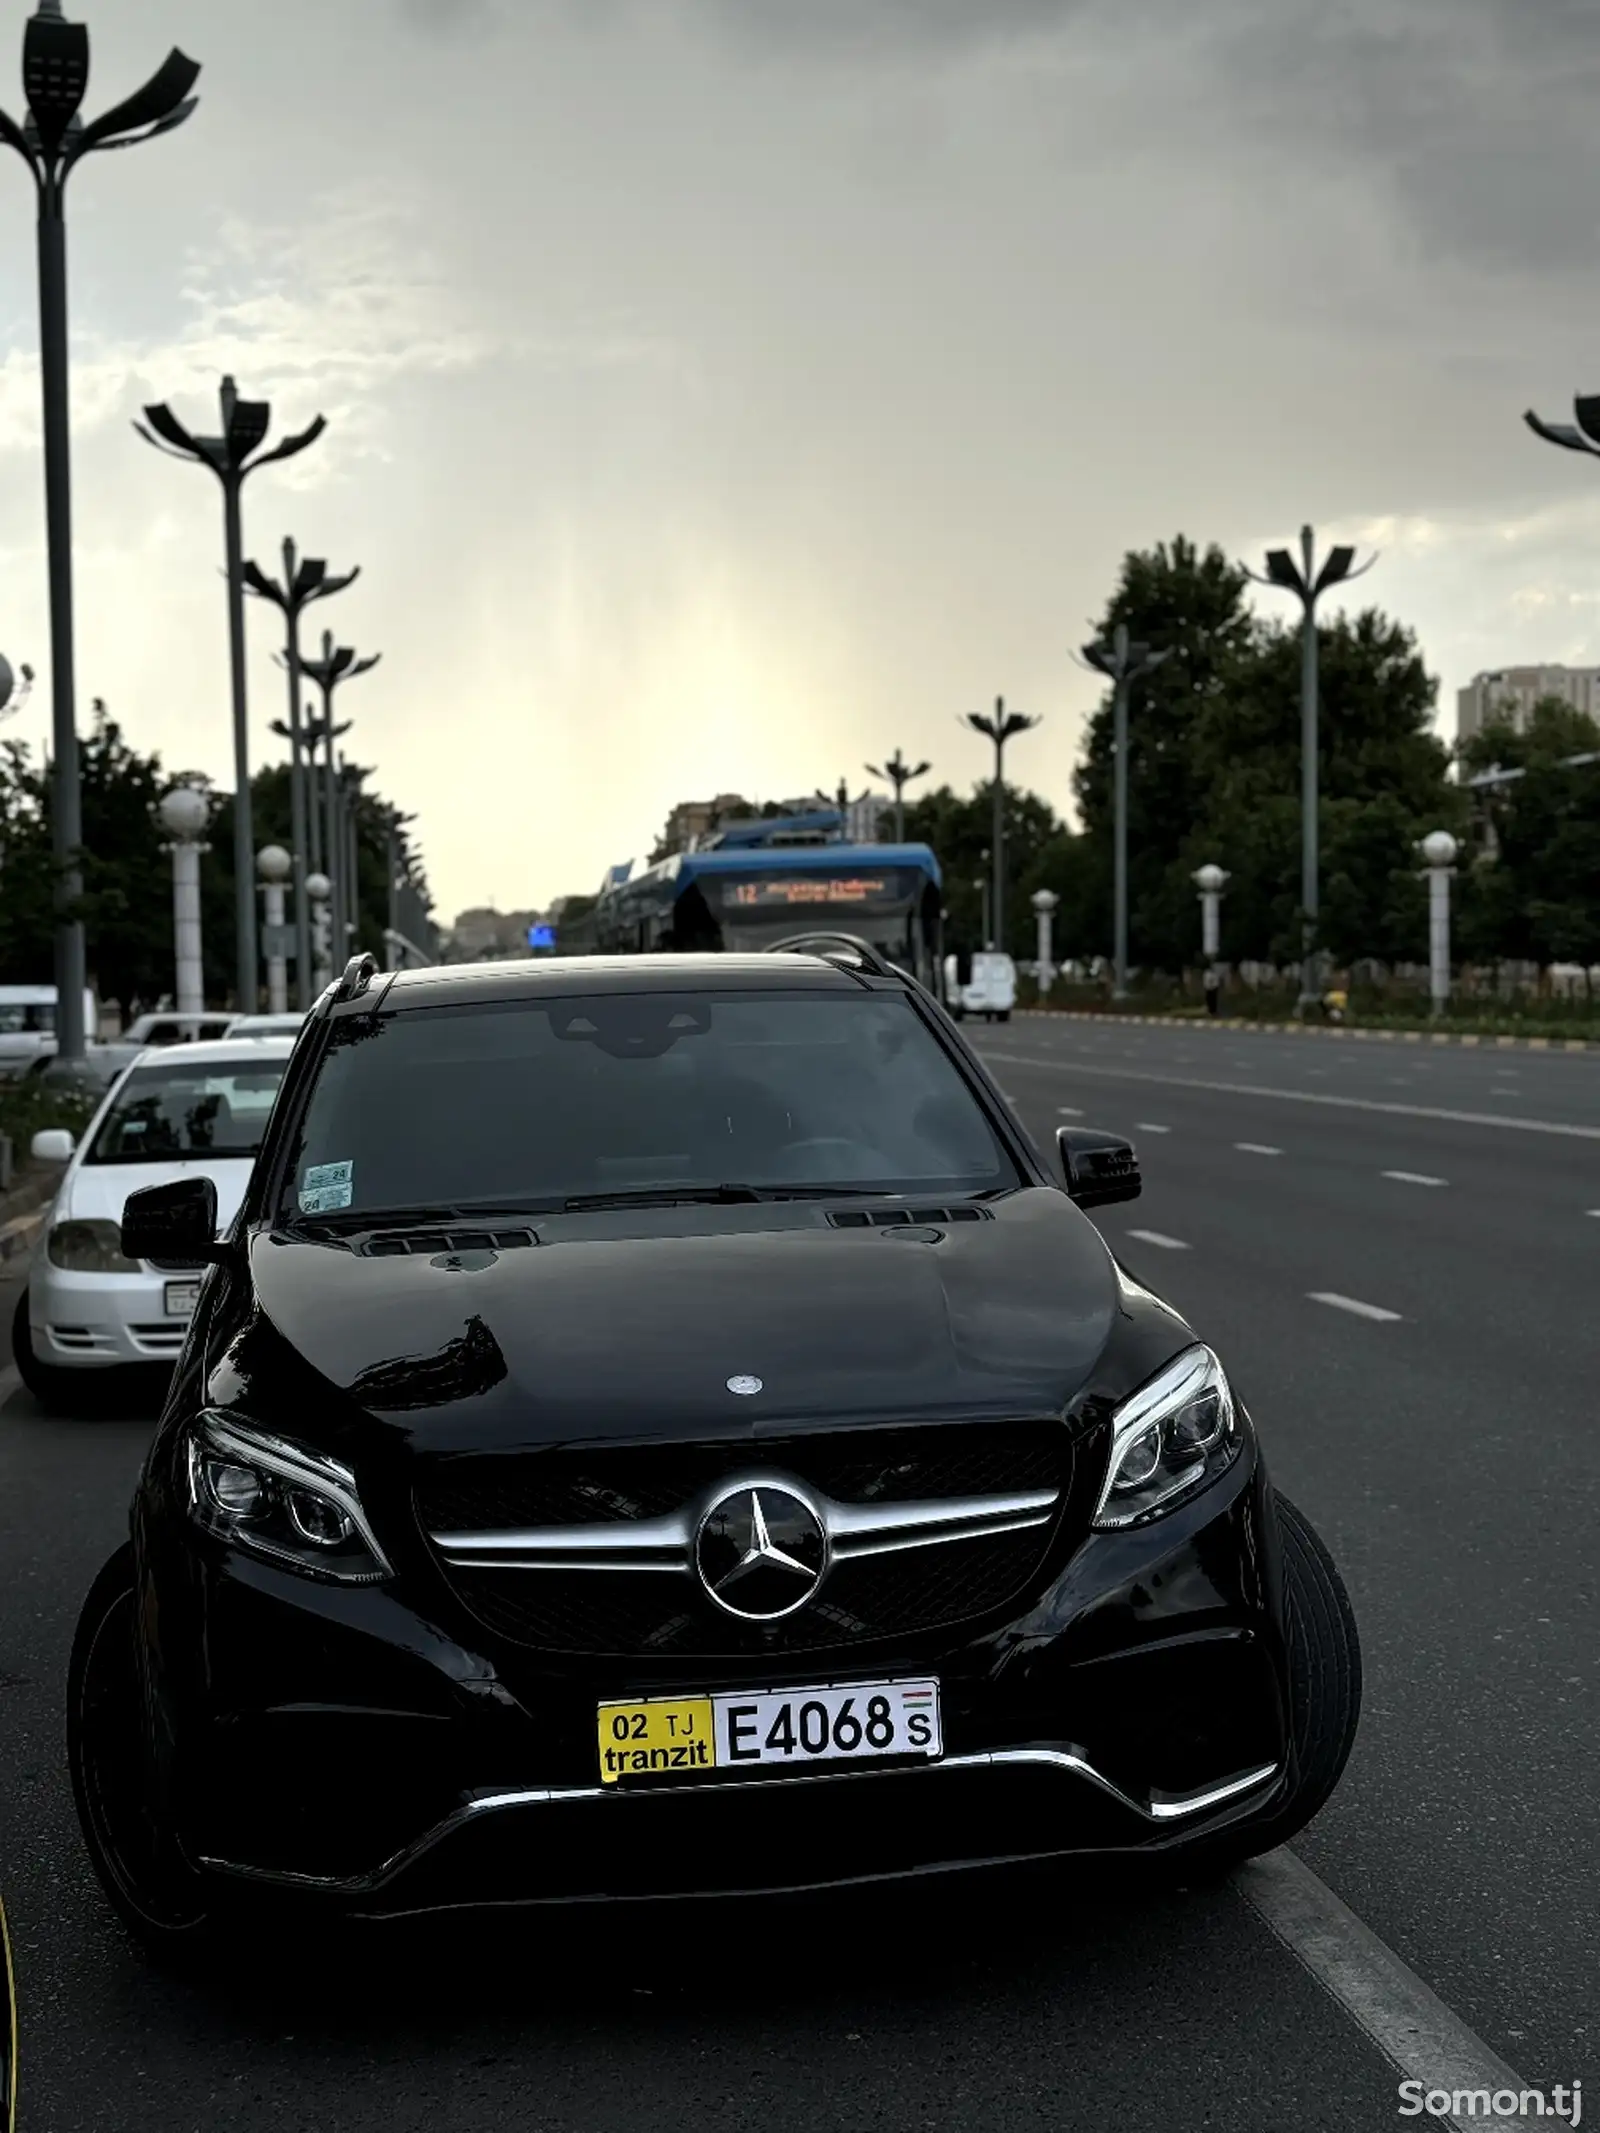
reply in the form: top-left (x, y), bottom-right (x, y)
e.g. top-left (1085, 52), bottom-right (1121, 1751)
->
top-left (1456, 699), bottom-right (1600, 975)
top-left (1186, 608), bottom-right (1461, 968)
top-left (1073, 535), bottom-right (1257, 968)
top-left (902, 783), bottom-right (1064, 957)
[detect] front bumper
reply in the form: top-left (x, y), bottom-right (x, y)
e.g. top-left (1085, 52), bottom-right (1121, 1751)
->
top-left (30, 1260), bottom-right (193, 1368)
top-left (139, 1438), bottom-right (1291, 1915)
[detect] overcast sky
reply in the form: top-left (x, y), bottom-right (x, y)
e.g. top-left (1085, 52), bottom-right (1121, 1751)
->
top-left (2, 0), bottom-right (1600, 920)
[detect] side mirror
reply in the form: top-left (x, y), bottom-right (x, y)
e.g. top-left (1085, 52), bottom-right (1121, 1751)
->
top-left (120, 1176), bottom-right (225, 1270)
top-left (1057, 1126), bottom-right (1142, 1209)
top-left (30, 1127), bottom-right (74, 1163)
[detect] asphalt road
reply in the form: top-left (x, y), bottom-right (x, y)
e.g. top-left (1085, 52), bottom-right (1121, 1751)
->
top-left (0, 1018), bottom-right (1593, 2130)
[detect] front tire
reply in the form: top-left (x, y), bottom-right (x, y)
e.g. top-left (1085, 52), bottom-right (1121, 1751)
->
top-left (67, 1545), bottom-right (213, 1960)
top-left (1216, 1493), bottom-right (1362, 1860)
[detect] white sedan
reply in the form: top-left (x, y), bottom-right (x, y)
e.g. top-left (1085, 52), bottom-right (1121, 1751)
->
top-left (13, 1036), bottom-right (293, 1411)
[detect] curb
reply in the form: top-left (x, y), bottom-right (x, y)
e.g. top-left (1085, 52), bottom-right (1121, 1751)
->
top-left (1014, 1011), bottom-right (1598, 1054)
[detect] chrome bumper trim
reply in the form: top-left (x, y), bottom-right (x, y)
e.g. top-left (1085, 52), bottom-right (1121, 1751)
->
top-left (198, 1751), bottom-right (1281, 1897)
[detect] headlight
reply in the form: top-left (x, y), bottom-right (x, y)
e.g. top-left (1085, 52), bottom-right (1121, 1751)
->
top-left (185, 1412), bottom-right (393, 1584)
top-left (48, 1219), bottom-right (141, 1274)
top-left (1091, 1344), bottom-right (1241, 1530)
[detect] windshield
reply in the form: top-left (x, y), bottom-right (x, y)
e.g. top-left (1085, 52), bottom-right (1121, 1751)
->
top-left (85, 1058), bottom-right (289, 1166)
top-left (280, 990), bottom-right (1015, 1218)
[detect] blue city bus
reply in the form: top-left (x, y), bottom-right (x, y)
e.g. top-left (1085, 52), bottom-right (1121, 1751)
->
top-left (590, 815), bottom-right (944, 990)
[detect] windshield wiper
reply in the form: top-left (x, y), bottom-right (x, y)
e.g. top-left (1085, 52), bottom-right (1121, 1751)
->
top-left (562, 1184), bottom-right (763, 1211)
top-left (562, 1182), bottom-right (888, 1211)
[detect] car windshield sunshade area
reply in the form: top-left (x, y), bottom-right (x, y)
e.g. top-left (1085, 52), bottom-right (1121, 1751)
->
top-left (280, 991), bottom-right (1017, 1218)
top-left (84, 1060), bottom-right (289, 1166)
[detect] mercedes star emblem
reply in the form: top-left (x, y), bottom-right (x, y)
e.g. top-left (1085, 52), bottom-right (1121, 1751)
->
top-left (695, 1483), bottom-right (828, 1620)
top-left (726, 1375), bottom-right (763, 1396)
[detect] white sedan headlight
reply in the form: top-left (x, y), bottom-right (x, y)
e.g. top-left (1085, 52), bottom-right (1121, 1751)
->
top-left (1091, 1345), bottom-right (1241, 1530)
top-left (47, 1219), bottom-right (140, 1274)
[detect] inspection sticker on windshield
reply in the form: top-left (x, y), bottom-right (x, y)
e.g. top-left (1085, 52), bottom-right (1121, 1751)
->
top-left (299, 1160), bottom-right (354, 1214)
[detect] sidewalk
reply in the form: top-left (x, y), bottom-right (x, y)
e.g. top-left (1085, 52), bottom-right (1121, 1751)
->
top-left (0, 1166), bottom-right (58, 1271)
top-left (1016, 1009), bottom-right (1598, 1053)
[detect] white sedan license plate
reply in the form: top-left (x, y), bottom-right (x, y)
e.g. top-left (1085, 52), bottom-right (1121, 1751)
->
top-left (597, 1678), bottom-right (941, 1786)
top-left (163, 1280), bottom-right (200, 1319)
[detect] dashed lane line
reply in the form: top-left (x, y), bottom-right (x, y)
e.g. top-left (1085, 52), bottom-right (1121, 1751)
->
top-left (1126, 1229), bottom-right (1189, 1250)
top-left (1134, 1122), bottom-right (1170, 1134)
top-left (1381, 1171), bottom-right (1448, 1188)
top-left (1235, 1143), bottom-right (1283, 1156)
top-left (1057, 1106), bottom-right (1083, 1117)
top-left (977, 1054), bottom-right (1600, 1140)
top-left (1236, 1850), bottom-right (1536, 2133)
top-left (1309, 1292), bottom-right (1402, 1322)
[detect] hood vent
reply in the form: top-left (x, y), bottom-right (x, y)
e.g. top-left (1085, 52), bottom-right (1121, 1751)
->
top-left (361, 1228), bottom-right (539, 1258)
top-left (827, 1205), bottom-right (991, 1230)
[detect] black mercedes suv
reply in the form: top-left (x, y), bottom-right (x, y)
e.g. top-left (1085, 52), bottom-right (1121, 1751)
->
top-left (70, 942), bottom-right (1360, 1951)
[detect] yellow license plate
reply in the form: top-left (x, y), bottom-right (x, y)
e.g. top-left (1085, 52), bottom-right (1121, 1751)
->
top-left (597, 1696), bottom-right (715, 1785)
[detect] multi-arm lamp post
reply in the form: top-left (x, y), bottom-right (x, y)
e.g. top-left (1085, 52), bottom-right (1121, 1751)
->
top-left (245, 542), bottom-right (359, 1010)
top-left (300, 633), bottom-right (380, 962)
top-left (134, 378), bottom-right (327, 1012)
top-left (962, 700), bottom-right (1040, 960)
top-left (0, 2), bottom-right (200, 1059)
top-left (1244, 526), bottom-right (1376, 1014)
top-left (864, 749), bottom-right (931, 845)
top-left (1079, 626), bottom-right (1172, 1002)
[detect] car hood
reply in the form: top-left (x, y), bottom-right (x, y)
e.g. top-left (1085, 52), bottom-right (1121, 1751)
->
top-left (244, 1189), bottom-right (1123, 1453)
top-left (64, 1156), bottom-right (256, 1233)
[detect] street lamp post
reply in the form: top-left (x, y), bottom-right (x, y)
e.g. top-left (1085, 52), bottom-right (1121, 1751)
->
top-left (864, 749), bottom-right (931, 845)
top-left (246, 542), bottom-right (359, 1011)
top-left (1418, 830), bottom-right (1457, 1021)
top-left (1031, 888), bottom-right (1059, 995)
top-left (963, 700), bottom-right (1040, 960)
top-left (0, 3), bottom-right (200, 1060)
top-left (301, 632), bottom-right (380, 960)
top-left (1079, 626), bottom-right (1172, 1003)
top-left (1194, 862), bottom-right (1229, 960)
top-left (134, 378), bottom-right (327, 1013)
top-left (972, 872), bottom-right (991, 950)
top-left (257, 844), bottom-right (291, 1014)
top-left (1244, 526), bottom-right (1377, 1015)
top-left (306, 871), bottom-right (333, 995)
top-left (157, 784), bottom-right (208, 1016)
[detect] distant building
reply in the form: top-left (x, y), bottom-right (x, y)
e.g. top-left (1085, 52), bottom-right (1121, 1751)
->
top-left (657, 794), bottom-right (751, 858)
top-left (1457, 665), bottom-right (1600, 742)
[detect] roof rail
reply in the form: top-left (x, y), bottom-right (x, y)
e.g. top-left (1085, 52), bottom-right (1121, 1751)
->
top-left (333, 951), bottom-right (379, 1005)
top-left (762, 932), bottom-right (901, 981)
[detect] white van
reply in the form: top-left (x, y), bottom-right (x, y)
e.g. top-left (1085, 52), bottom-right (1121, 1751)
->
top-left (943, 951), bottom-right (1016, 1022)
top-left (0, 986), bottom-right (100, 1077)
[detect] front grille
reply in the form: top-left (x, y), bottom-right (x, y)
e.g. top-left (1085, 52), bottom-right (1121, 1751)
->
top-left (417, 1422), bottom-right (1075, 1659)
top-left (418, 1423), bottom-right (1063, 1531)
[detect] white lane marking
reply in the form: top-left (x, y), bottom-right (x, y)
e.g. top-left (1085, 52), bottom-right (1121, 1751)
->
top-left (1236, 1851), bottom-right (1532, 2133)
top-left (1587, 1209), bottom-right (1600, 1218)
top-left (1235, 1142), bottom-right (1282, 1156)
top-left (1057, 1106), bottom-right (1083, 1117)
top-left (978, 1055), bottom-right (1600, 1140)
top-left (1309, 1291), bottom-right (1401, 1322)
top-left (1126, 1229), bottom-right (1189, 1250)
top-left (1134, 1121), bottom-right (1170, 1134)
top-left (1381, 1170), bottom-right (1448, 1187)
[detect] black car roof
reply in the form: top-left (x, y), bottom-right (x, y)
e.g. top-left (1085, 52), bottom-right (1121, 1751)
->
top-left (374, 953), bottom-right (877, 1012)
